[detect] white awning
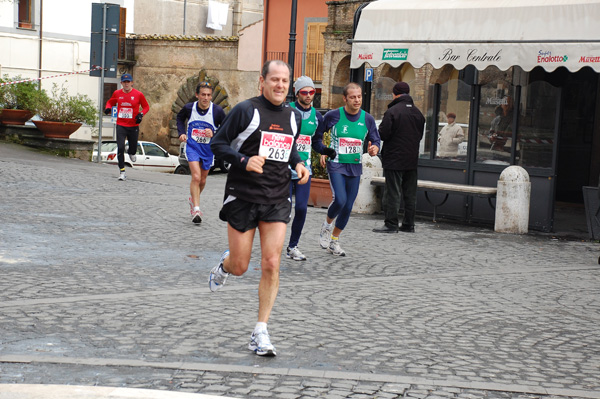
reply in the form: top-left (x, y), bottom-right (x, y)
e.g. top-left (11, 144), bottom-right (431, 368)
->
top-left (350, 0), bottom-right (600, 72)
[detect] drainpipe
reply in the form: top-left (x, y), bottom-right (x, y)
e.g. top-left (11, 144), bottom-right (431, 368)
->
top-left (232, 0), bottom-right (242, 36)
top-left (38, 0), bottom-right (43, 82)
top-left (262, 0), bottom-right (269, 65)
top-left (183, 0), bottom-right (187, 35)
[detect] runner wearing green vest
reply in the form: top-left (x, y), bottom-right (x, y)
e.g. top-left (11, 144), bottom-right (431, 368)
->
top-left (286, 76), bottom-right (331, 261)
top-left (312, 82), bottom-right (381, 256)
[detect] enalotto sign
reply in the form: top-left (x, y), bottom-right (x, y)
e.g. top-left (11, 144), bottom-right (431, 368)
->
top-left (383, 48), bottom-right (409, 61)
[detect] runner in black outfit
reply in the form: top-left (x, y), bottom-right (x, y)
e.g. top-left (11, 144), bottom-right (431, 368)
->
top-left (208, 60), bottom-right (309, 356)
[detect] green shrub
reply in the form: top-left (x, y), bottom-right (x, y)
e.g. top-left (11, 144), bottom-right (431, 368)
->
top-left (37, 83), bottom-right (98, 126)
top-left (310, 130), bottom-right (331, 179)
top-left (0, 74), bottom-right (43, 111)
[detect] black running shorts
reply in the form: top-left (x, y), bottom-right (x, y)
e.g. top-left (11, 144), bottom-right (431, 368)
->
top-left (219, 197), bottom-right (292, 232)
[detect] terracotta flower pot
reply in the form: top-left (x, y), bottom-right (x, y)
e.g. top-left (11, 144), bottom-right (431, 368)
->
top-left (309, 177), bottom-right (332, 208)
top-left (33, 120), bottom-right (82, 139)
top-left (0, 109), bottom-right (34, 125)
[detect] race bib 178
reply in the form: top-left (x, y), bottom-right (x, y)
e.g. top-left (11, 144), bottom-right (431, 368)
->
top-left (258, 131), bottom-right (294, 162)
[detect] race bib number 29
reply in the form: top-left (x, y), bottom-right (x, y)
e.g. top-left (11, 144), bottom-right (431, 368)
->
top-left (258, 131), bottom-right (293, 162)
top-left (296, 134), bottom-right (311, 154)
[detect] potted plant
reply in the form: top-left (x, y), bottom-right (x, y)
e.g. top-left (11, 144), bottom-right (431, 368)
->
top-left (308, 130), bottom-right (332, 208)
top-left (0, 74), bottom-right (43, 125)
top-left (34, 83), bottom-right (98, 138)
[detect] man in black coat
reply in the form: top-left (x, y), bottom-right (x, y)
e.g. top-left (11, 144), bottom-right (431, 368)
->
top-left (373, 81), bottom-right (425, 233)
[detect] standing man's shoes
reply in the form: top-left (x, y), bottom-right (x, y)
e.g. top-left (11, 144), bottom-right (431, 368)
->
top-left (372, 225), bottom-right (398, 233)
top-left (399, 224), bottom-right (415, 233)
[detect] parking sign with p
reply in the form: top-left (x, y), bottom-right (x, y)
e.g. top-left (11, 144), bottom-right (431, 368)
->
top-left (364, 68), bottom-right (373, 82)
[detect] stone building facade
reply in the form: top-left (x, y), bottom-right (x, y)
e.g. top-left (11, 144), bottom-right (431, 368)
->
top-left (321, 0), bottom-right (369, 110)
top-left (124, 34), bottom-right (260, 154)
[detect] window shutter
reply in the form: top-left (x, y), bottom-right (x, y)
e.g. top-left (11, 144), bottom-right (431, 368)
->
top-left (305, 23), bottom-right (326, 82)
top-left (119, 8), bottom-right (127, 59)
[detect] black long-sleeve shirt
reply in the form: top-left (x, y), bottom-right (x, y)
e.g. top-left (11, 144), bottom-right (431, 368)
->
top-left (211, 95), bottom-right (302, 204)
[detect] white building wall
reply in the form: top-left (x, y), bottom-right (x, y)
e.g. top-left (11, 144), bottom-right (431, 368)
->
top-left (0, 0), bottom-right (128, 139)
top-left (0, 2), bottom-right (14, 28)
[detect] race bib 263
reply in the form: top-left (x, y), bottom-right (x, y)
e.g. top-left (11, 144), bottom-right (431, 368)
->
top-left (259, 131), bottom-right (293, 162)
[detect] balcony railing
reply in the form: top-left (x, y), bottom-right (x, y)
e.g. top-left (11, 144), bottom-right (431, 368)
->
top-left (119, 38), bottom-right (135, 63)
top-left (265, 51), bottom-right (324, 82)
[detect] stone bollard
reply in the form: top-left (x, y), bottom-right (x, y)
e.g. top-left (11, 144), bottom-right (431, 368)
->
top-left (352, 154), bottom-right (383, 214)
top-left (494, 165), bottom-right (531, 234)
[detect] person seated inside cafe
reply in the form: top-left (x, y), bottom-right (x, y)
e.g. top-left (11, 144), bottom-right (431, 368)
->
top-left (437, 112), bottom-right (465, 158)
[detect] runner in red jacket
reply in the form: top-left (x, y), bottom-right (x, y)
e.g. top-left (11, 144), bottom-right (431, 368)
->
top-left (104, 73), bottom-right (150, 181)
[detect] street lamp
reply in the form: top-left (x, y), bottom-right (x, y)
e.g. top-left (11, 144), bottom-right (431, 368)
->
top-left (286, 0), bottom-right (298, 102)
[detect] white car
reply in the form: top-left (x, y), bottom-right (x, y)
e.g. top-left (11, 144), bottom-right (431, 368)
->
top-left (92, 140), bottom-right (180, 173)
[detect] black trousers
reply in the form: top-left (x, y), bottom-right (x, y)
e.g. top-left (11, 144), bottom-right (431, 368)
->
top-left (383, 169), bottom-right (418, 228)
top-left (116, 125), bottom-right (139, 170)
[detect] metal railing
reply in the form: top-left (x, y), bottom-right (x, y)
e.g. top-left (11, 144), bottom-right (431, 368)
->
top-left (265, 51), bottom-right (323, 82)
top-left (119, 38), bottom-right (135, 62)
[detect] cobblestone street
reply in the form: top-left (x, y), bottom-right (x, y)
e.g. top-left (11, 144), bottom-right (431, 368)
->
top-left (1, 142), bottom-right (599, 399)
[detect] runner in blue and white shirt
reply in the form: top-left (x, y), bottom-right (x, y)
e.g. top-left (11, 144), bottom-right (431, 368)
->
top-left (176, 81), bottom-right (226, 224)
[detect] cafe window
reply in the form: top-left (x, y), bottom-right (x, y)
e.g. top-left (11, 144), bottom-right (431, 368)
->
top-left (18, 0), bottom-right (33, 29)
top-left (516, 80), bottom-right (558, 169)
top-left (432, 68), bottom-right (471, 161)
top-left (371, 64), bottom-right (432, 159)
top-left (475, 67), bottom-right (516, 165)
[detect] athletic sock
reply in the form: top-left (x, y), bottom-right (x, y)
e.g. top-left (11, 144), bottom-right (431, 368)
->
top-left (254, 322), bottom-right (267, 333)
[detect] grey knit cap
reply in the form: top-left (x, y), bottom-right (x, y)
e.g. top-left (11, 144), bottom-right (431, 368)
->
top-left (294, 76), bottom-right (315, 95)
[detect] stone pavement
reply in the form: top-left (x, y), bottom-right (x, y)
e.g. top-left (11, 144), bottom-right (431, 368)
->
top-left (0, 141), bottom-right (599, 399)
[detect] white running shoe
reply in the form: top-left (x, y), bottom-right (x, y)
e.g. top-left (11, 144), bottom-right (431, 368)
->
top-left (286, 246), bottom-right (306, 261)
top-left (129, 153), bottom-right (137, 163)
top-left (328, 239), bottom-right (346, 256)
top-left (248, 330), bottom-right (276, 356)
top-left (191, 210), bottom-right (202, 224)
top-left (208, 250), bottom-right (230, 292)
top-left (118, 172), bottom-right (126, 181)
top-left (319, 222), bottom-right (332, 249)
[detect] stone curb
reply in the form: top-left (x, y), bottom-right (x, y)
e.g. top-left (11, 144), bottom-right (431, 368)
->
top-left (0, 384), bottom-right (232, 399)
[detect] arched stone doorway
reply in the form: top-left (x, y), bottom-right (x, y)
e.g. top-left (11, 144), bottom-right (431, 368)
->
top-left (330, 56), bottom-right (351, 109)
top-left (168, 70), bottom-right (231, 154)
